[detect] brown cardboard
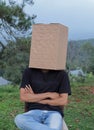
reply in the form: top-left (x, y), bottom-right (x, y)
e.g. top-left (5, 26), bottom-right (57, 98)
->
top-left (29, 23), bottom-right (68, 70)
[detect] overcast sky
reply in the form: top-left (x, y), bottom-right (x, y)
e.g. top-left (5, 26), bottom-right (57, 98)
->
top-left (23, 0), bottom-right (94, 40)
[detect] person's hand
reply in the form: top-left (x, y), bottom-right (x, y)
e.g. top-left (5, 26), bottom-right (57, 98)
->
top-left (25, 84), bottom-right (34, 94)
top-left (47, 92), bottom-right (60, 99)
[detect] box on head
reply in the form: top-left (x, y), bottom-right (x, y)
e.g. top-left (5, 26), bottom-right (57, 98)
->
top-left (29, 23), bottom-right (68, 70)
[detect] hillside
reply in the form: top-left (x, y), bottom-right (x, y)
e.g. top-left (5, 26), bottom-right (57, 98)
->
top-left (71, 38), bottom-right (94, 45)
top-left (67, 38), bottom-right (94, 70)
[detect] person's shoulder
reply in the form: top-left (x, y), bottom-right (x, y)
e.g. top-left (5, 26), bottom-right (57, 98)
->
top-left (58, 70), bottom-right (69, 78)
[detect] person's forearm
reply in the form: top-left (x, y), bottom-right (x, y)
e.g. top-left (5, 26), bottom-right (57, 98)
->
top-left (38, 97), bottom-right (68, 106)
top-left (20, 87), bottom-right (60, 103)
top-left (20, 92), bottom-right (50, 103)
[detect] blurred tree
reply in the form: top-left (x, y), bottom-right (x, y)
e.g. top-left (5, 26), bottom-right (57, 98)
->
top-left (0, 0), bottom-right (36, 50)
top-left (67, 40), bottom-right (81, 70)
top-left (0, 0), bottom-right (36, 84)
top-left (81, 42), bottom-right (94, 73)
top-left (67, 40), bottom-right (94, 73)
top-left (2, 38), bottom-right (31, 84)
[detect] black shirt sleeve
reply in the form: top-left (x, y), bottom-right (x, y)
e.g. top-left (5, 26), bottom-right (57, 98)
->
top-left (20, 68), bottom-right (31, 88)
top-left (58, 71), bottom-right (71, 95)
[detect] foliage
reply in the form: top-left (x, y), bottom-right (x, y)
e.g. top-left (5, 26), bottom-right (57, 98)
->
top-left (81, 42), bottom-right (94, 73)
top-left (69, 75), bottom-right (85, 84)
top-left (67, 39), bottom-right (94, 73)
top-left (0, 76), bottom-right (94, 130)
top-left (0, 38), bottom-right (31, 84)
top-left (70, 72), bottom-right (94, 87)
top-left (67, 40), bottom-right (82, 70)
top-left (0, 0), bottom-right (36, 84)
top-left (0, 0), bottom-right (36, 56)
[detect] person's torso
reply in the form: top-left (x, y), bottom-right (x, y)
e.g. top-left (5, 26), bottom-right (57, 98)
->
top-left (29, 68), bottom-right (62, 93)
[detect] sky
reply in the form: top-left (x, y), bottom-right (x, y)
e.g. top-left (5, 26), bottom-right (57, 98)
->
top-left (4, 0), bottom-right (94, 40)
top-left (23, 0), bottom-right (94, 40)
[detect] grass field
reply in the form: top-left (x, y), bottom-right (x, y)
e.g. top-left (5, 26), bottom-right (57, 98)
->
top-left (0, 76), bottom-right (94, 130)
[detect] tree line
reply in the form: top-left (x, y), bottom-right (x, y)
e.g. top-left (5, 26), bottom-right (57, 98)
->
top-left (67, 40), bottom-right (94, 73)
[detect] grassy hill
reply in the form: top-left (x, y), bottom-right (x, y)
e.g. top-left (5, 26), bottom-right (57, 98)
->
top-left (0, 75), bottom-right (94, 130)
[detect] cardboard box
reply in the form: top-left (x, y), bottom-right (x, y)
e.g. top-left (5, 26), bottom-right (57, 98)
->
top-left (29, 23), bottom-right (68, 70)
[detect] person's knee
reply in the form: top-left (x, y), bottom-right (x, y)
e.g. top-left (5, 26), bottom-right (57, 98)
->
top-left (51, 112), bottom-right (62, 121)
top-left (14, 114), bottom-right (24, 126)
top-left (49, 112), bottom-right (63, 130)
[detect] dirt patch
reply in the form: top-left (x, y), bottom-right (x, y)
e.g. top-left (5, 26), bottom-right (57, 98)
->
top-left (89, 87), bottom-right (94, 94)
top-left (80, 86), bottom-right (94, 95)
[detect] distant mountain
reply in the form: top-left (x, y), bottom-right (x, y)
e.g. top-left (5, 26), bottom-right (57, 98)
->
top-left (69, 38), bottom-right (94, 45)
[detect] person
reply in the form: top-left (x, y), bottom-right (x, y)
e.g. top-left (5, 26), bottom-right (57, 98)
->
top-left (14, 67), bottom-right (71, 130)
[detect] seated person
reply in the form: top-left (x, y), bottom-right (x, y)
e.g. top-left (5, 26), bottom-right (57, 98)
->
top-left (14, 68), bottom-right (71, 130)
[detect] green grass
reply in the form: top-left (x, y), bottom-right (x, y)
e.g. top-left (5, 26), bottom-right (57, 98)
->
top-left (0, 85), bottom-right (24, 130)
top-left (64, 85), bottom-right (94, 130)
top-left (0, 77), bottom-right (94, 130)
top-left (64, 75), bottom-right (94, 130)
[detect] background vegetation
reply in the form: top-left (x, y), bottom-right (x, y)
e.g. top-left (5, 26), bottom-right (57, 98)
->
top-left (67, 40), bottom-right (94, 73)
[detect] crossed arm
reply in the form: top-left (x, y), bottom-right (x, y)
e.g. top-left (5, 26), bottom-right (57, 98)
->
top-left (20, 85), bottom-right (68, 106)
